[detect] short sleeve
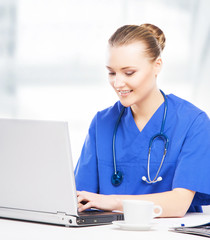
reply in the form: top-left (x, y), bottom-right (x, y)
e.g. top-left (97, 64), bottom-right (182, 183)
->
top-left (172, 112), bottom-right (210, 205)
top-left (74, 114), bottom-right (99, 193)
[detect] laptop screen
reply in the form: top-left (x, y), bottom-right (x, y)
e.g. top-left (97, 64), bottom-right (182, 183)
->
top-left (0, 119), bottom-right (78, 216)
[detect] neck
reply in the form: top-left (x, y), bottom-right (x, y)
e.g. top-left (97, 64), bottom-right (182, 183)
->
top-left (131, 88), bottom-right (164, 131)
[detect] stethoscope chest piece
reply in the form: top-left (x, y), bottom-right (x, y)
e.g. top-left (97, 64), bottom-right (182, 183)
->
top-left (111, 171), bottom-right (123, 186)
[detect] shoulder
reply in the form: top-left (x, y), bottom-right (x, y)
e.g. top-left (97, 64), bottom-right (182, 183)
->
top-left (95, 101), bottom-right (123, 122)
top-left (168, 94), bottom-right (203, 114)
top-left (167, 93), bottom-right (209, 135)
top-left (167, 93), bottom-right (209, 121)
top-left (88, 101), bottom-right (123, 131)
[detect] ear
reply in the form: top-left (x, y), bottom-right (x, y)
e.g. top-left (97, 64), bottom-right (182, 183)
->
top-left (154, 57), bottom-right (162, 75)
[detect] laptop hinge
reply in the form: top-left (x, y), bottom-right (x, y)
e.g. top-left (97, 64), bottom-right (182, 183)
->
top-left (57, 211), bottom-right (67, 216)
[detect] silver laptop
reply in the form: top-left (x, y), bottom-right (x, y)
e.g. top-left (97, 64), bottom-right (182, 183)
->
top-left (0, 118), bottom-right (123, 227)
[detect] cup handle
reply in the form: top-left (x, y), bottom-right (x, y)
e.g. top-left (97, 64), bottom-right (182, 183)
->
top-left (153, 205), bottom-right (162, 218)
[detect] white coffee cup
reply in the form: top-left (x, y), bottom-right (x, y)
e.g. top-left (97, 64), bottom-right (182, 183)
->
top-left (122, 200), bottom-right (162, 225)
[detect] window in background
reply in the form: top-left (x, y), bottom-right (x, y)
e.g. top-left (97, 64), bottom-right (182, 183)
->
top-left (0, 0), bottom-right (17, 117)
top-left (0, 0), bottom-right (209, 164)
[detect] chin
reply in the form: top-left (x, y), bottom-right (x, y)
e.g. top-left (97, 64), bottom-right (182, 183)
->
top-left (119, 100), bottom-right (132, 108)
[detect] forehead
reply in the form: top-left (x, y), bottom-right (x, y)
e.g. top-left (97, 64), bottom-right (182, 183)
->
top-left (107, 42), bottom-right (148, 67)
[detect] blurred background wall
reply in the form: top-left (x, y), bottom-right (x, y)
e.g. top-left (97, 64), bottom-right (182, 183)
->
top-left (0, 0), bottom-right (209, 165)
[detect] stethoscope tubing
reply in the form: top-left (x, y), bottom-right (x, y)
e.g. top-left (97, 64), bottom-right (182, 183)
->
top-left (111, 90), bottom-right (169, 186)
top-left (112, 107), bottom-right (125, 175)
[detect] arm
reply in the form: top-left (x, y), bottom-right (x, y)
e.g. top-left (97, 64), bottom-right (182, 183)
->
top-left (74, 114), bottom-right (99, 193)
top-left (77, 188), bottom-right (195, 218)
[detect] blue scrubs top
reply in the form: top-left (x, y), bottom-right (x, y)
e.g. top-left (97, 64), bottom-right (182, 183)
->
top-left (74, 94), bottom-right (210, 212)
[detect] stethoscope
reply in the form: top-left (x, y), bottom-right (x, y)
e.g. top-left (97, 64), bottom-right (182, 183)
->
top-left (111, 90), bottom-right (169, 186)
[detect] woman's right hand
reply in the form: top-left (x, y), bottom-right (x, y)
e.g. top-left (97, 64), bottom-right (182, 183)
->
top-left (77, 191), bottom-right (122, 212)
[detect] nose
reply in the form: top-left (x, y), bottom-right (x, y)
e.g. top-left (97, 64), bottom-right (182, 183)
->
top-left (113, 75), bottom-right (125, 88)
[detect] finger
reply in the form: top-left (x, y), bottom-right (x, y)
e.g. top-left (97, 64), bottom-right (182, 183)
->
top-left (77, 196), bottom-right (88, 205)
top-left (78, 201), bottom-right (90, 210)
top-left (77, 195), bottom-right (88, 204)
top-left (77, 192), bottom-right (91, 204)
top-left (78, 203), bottom-right (84, 209)
top-left (77, 191), bottom-right (81, 196)
top-left (78, 201), bottom-right (92, 212)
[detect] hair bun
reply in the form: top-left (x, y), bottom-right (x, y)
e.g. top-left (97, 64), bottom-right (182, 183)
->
top-left (140, 23), bottom-right (166, 51)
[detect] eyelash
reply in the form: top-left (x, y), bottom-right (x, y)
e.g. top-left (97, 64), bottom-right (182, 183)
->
top-left (125, 72), bottom-right (135, 76)
top-left (108, 72), bottom-right (116, 76)
top-left (108, 72), bottom-right (135, 76)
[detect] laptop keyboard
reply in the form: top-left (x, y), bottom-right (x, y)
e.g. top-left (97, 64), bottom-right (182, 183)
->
top-left (79, 209), bottom-right (105, 215)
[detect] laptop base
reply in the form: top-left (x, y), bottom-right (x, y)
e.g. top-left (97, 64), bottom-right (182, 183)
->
top-left (0, 207), bottom-right (123, 227)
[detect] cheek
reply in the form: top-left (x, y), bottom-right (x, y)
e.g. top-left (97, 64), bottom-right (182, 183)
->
top-left (108, 78), bottom-right (116, 90)
top-left (108, 77), bottom-right (114, 86)
top-left (134, 71), bottom-right (156, 88)
top-left (129, 74), bottom-right (147, 89)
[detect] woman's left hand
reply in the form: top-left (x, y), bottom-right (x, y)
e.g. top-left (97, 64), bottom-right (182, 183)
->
top-left (77, 191), bottom-right (122, 212)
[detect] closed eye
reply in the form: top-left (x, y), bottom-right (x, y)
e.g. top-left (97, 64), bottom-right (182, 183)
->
top-left (125, 71), bottom-right (135, 76)
top-left (108, 72), bottom-right (116, 76)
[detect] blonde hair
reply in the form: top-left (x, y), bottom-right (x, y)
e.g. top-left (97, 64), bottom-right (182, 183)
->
top-left (108, 23), bottom-right (166, 62)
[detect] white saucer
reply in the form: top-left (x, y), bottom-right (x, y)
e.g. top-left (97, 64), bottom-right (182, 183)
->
top-left (112, 221), bottom-right (154, 231)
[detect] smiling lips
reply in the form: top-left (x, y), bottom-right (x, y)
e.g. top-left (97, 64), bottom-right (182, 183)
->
top-left (118, 90), bottom-right (133, 96)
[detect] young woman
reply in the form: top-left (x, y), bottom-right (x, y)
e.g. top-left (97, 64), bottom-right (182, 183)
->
top-left (74, 24), bottom-right (210, 217)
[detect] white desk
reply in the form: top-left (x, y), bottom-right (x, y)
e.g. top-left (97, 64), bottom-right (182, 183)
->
top-left (0, 213), bottom-right (210, 240)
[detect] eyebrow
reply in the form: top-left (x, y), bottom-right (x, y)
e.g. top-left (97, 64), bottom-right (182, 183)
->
top-left (106, 66), bottom-right (136, 70)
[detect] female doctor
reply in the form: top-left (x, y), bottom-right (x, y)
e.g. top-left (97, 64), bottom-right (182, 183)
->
top-left (75, 23), bottom-right (210, 217)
